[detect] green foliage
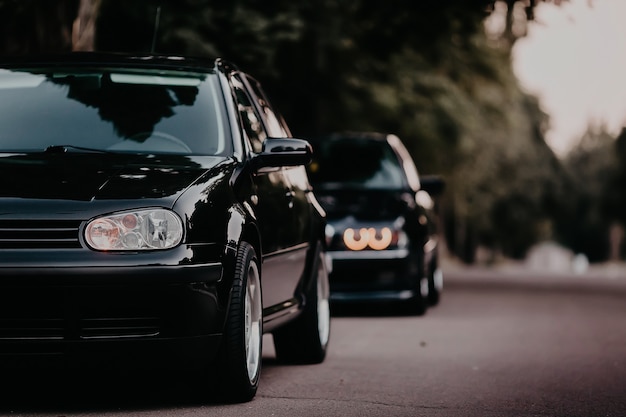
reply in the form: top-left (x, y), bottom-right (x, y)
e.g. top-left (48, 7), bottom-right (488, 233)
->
top-left (0, 0), bottom-right (78, 54)
top-left (0, 0), bottom-right (589, 262)
top-left (558, 126), bottom-right (622, 262)
top-left (609, 130), bottom-right (626, 227)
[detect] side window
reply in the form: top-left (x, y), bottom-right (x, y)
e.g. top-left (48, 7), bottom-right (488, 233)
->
top-left (245, 75), bottom-right (291, 138)
top-left (232, 76), bottom-right (266, 153)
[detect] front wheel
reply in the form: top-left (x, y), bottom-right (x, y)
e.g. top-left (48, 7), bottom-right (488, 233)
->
top-left (273, 243), bottom-right (330, 364)
top-left (215, 242), bottom-right (263, 402)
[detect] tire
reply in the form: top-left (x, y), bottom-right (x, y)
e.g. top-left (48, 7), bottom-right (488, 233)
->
top-left (427, 260), bottom-right (443, 306)
top-left (403, 275), bottom-right (429, 316)
top-left (402, 251), bottom-right (428, 316)
top-left (215, 242), bottom-right (263, 403)
top-left (273, 242), bottom-right (331, 364)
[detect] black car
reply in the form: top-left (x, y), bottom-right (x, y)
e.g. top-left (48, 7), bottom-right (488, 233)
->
top-left (307, 132), bottom-right (444, 314)
top-left (0, 53), bottom-right (330, 402)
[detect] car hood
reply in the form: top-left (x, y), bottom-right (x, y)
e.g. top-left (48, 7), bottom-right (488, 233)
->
top-left (0, 151), bottom-right (226, 203)
top-left (312, 187), bottom-right (414, 222)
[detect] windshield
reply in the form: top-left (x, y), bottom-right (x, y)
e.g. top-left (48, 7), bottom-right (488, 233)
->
top-left (308, 138), bottom-right (407, 190)
top-left (0, 67), bottom-right (229, 155)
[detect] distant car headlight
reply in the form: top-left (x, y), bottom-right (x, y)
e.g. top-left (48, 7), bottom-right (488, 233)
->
top-left (330, 218), bottom-right (409, 252)
top-left (85, 209), bottom-right (183, 251)
top-left (343, 227), bottom-right (402, 251)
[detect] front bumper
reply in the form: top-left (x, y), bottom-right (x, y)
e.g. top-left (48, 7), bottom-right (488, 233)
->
top-left (327, 248), bottom-right (422, 303)
top-left (0, 246), bottom-right (226, 370)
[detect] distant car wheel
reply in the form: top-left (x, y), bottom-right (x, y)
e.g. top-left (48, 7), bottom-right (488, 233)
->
top-left (402, 253), bottom-right (428, 316)
top-left (427, 257), bottom-right (443, 306)
top-left (215, 241), bottom-right (262, 403)
top-left (273, 242), bottom-right (330, 364)
top-left (404, 277), bottom-right (429, 316)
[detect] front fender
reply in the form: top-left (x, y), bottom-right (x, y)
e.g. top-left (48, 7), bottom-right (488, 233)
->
top-left (218, 204), bottom-right (261, 313)
top-left (221, 205), bottom-right (246, 282)
top-left (221, 203), bottom-right (261, 276)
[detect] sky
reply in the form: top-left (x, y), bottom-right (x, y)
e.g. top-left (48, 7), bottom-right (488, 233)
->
top-left (512, 0), bottom-right (626, 157)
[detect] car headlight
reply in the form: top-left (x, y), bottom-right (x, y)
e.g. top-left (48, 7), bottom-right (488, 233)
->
top-left (85, 209), bottom-right (183, 251)
top-left (338, 217), bottom-right (408, 251)
top-left (343, 227), bottom-right (401, 251)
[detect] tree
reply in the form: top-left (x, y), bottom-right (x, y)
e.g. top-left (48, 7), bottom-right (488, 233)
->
top-left (0, 0), bottom-right (79, 54)
top-left (0, 0), bottom-right (572, 262)
top-left (560, 125), bottom-right (620, 262)
top-left (72, 0), bottom-right (100, 51)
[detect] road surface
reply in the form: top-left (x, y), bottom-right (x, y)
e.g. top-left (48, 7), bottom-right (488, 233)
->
top-left (3, 262), bottom-right (626, 417)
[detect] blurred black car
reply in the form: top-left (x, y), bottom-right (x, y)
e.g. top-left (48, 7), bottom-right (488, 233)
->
top-left (307, 132), bottom-right (444, 314)
top-left (0, 53), bottom-right (330, 402)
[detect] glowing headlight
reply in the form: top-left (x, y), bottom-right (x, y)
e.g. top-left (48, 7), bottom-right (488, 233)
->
top-left (343, 227), bottom-right (397, 251)
top-left (85, 209), bottom-right (183, 251)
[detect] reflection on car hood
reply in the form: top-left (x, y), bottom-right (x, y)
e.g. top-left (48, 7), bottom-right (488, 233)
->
top-left (0, 152), bottom-right (224, 202)
top-left (313, 188), bottom-right (412, 221)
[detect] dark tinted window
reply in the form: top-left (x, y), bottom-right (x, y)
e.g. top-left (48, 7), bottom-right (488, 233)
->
top-left (232, 75), bottom-right (266, 153)
top-left (308, 138), bottom-right (407, 189)
top-left (245, 75), bottom-right (290, 138)
top-left (0, 67), bottom-right (229, 155)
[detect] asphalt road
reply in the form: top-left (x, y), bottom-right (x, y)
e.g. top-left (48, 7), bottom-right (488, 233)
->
top-left (3, 262), bottom-right (626, 417)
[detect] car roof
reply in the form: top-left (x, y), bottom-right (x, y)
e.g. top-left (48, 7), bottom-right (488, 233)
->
top-left (0, 52), bottom-right (235, 74)
top-left (310, 131), bottom-right (422, 191)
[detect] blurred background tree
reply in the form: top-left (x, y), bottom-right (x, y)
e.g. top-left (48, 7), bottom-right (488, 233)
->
top-left (0, 0), bottom-right (78, 54)
top-left (0, 0), bottom-right (621, 264)
top-left (559, 125), bottom-right (618, 262)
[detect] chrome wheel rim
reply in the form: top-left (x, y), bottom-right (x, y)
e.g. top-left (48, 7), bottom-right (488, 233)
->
top-left (317, 253), bottom-right (331, 347)
top-left (420, 276), bottom-right (429, 298)
top-left (434, 268), bottom-right (444, 291)
top-left (245, 260), bottom-right (262, 382)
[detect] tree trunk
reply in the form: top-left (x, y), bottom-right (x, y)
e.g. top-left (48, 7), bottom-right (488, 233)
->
top-left (609, 222), bottom-right (624, 261)
top-left (72, 0), bottom-right (101, 51)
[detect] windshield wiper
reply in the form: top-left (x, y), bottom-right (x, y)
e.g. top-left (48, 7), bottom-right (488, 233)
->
top-left (44, 145), bottom-right (113, 154)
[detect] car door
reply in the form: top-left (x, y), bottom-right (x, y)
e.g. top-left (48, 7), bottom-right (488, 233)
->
top-left (243, 75), bottom-right (313, 259)
top-left (231, 74), bottom-right (308, 310)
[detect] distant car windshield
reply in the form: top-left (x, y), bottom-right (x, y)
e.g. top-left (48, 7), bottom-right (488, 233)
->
top-left (308, 138), bottom-right (407, 190)
top-left (0, 67), bottom-right (229, 155)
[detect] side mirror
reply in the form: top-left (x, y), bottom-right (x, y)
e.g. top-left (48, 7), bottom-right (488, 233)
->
top-left (420, 175), bottom-right (445, 196)
top-left (251, 138), bottom-right (313, 170)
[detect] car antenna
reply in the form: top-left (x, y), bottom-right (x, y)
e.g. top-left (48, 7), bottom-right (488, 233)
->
top-left (150, 6), bottom-right (162, 54)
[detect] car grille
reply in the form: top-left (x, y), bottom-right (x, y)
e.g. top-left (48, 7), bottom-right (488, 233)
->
top-left (0, 287), bottom-right (162, 342)
top-left (0, 318), bottom-right (65, 340)
top-left (0, 220), bottom-right (82, 249)
top-left (79, 317), bottom-right (160, 339)
top-left (0, 317), bottom-right (160, 341)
